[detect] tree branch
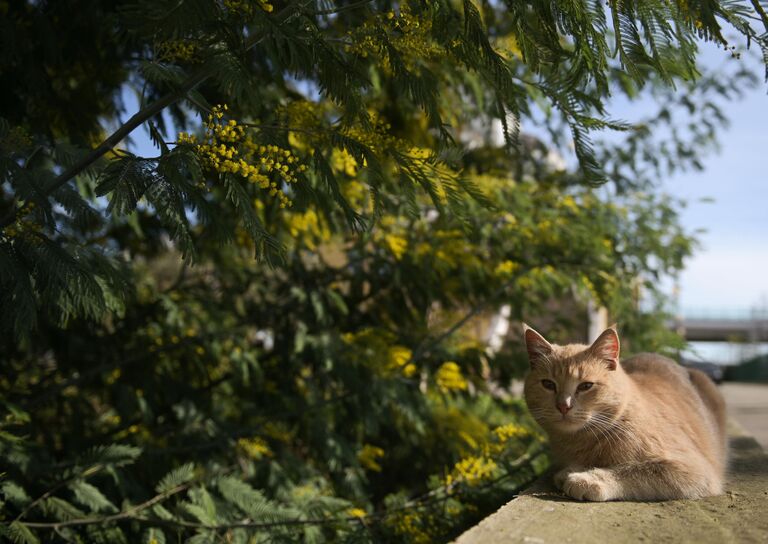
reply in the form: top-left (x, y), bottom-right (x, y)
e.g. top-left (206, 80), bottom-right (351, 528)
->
top-left (409, 276), bottom-right (520, 364)
top-left (0, 2), bottom-right (301, 231)
top-left (18, 479), bottom-right (194, 530)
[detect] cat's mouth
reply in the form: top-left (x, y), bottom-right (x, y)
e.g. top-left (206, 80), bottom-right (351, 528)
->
top-left (552, 414), bottom-right (587, 431)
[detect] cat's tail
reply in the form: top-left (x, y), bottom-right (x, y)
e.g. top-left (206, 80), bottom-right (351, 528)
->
top-left (688, 368), bottom-right (728, 465)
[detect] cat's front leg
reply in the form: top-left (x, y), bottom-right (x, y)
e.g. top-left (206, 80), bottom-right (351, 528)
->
top-left (561, 468), bottom-right (620, 502)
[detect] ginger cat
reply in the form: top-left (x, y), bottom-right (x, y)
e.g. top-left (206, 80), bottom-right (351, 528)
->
top-left (523, 324), bottom-right (727, 501)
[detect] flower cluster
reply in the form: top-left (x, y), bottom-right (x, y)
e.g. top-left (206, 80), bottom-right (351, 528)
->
top-left (143, 323), bottom-right (199, 353)
top-left (515, 265), bottom-right (558, 291)
top-left (0, 125), bottom-right (32, 152)
top-left (436, 416), bottom-right (528, 492)
top-left (493, 34), bottom-right (523, 61)
top-left (262, 421), bottom-right (295, 444)
top-left (286, 209), bottom-right (331, 250)
top-left (373, 216), bottom-right (412, 261)
top-left (341, 179), bottom-right (370, 212)
top-left (494, 260), bottom-right (520, 278)
top-left (223, 0), bottom-right (273, 15)
top-left (2, 219), bottom-right (39, 240)
top-left (342, 328), bottom-right (417, 378)
top-left (341, 113), bottom-right (397, 154)
top-left (387, 345), bottom-right (417, 377)
top-left (237, 437), bottom-right (272, 459)
top-left (413, 228), bottom-right (483, 271)
top-left (447, 455), bottom-right (498, 486)
top-left (387, 6), bottom-right (444, 68)
top-left (357, 443), bottom-right (385, 472)
top-left (2, 203), bottom-right (40, 241)
top-left (435, 361), bottom-right (468, 392)
top-left (383, 233), bottom-right (408, 260)
top-left (346, 1), bottom-right (443, 71)
top-left (390, 511), bottom-right (432, 544)
top-left (178, 105), bottom-right (306, 208)
top-left (493, 423), bottom-right (530, 442)
top-left (347, 507), bottom-right (367, 519)
top-left (330, 148), bottom-right (358, 177)
top-left (155, 39), bottom-right (199, 63)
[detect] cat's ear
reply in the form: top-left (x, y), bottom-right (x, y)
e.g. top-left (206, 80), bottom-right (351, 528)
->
top-left (590, 325), bottom-right (620, 370)
top-left (522, 324), bottom-right (553, 367)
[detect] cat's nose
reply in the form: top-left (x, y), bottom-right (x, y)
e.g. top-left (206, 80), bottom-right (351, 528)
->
top-left (556, 399), bottom-right (572, 415)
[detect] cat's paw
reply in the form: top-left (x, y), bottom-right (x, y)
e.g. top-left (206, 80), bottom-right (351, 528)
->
top-left (562, 469), bottom-right (617, 502)
top-left (553, 466), bottom-right (581, 490)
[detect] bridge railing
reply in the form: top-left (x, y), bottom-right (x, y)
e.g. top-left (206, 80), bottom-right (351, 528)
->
top-left (679, 307), bottom-right (768, 321)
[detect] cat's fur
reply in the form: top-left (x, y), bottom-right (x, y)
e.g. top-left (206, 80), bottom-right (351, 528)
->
top-left (522, 324), bottom-right (727, 501)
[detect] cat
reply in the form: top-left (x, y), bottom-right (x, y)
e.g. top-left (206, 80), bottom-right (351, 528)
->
top-left (522, 324), bottom-right (727, 501)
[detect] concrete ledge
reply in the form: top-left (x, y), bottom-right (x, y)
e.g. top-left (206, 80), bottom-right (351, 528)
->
top-left (454, 421), bottom-right (768, 544)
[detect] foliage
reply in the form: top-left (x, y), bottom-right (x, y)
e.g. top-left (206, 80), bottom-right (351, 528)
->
top-left (1, 0), bottom-right (766, 542)
top-left (724, 353), bottom-right (768, 382)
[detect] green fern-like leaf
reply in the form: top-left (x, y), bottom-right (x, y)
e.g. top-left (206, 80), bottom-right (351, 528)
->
top-left (156, 462), bottom-right (195, 494)
top-left (0, 244), bottom-right (37, 339)
top-left (142, 527), bottom-right (167, 544)
top-left (221, 176), bottom-right (283, 263)
top-left (40, 496), bottom-right (85, 521)
top-left (69, 480), bottom-right (118, 514)
top-left (4, 522), bottom-right (40, 544)
top-left (182, 486), bottom-right (217, 525)
top-left (184, 532), bottom-right (217, 544)
top-left (75, 444), bottom-right (143, 469)
top-left (217, 476), bottom-right (300, 523)
top-left (84, 524), bottom-right (129, 544)
top-left (1, 481), bottom-right (31, 508)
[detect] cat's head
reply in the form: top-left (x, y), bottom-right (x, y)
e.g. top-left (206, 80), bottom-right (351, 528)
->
top-left (522, 324), bottom-right (626, 434)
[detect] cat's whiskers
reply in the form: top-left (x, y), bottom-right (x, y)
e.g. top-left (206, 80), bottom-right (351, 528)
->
top-left (526, 407), bottom-right (558, 424)
top-left (585, 417), bottom-right (617, 449)
top-left (581, 416), bottom-right (604, 448)
top-left (590, 413), bottom-right (632, 436)
top-left (587, 413), bottom-right (639, 454)
top-left (582, 412), bottom-right (619, 441)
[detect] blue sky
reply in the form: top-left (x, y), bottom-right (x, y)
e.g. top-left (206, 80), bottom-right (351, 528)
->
top-left (653, 45), bottom-right (768, 313)
top-left (577, 38), bottom-right (768, 316)
top-left (605, 42), bottom-right (768, 364)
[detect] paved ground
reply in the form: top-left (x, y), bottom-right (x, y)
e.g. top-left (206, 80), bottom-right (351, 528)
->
top-left (720, 382), bottom-right (768, 450)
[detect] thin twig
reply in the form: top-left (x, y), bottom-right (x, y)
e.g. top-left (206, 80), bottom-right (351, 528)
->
top-left (14, 465), bottom-right (239, 531)
top-left (19, 480), bottom-right (194, 530)
top-left (750, 0), bottom-right (768, 33)
top-left (24, 146), bottom-right (44, 169)
top-left (240, 122), bottom-right (321, 135)
top-left (14, 464), bottom-right (105, 523)
top-left (312, 0), bottom-right (376, 17)
top-left (409, 277), bottom-right (518, 363)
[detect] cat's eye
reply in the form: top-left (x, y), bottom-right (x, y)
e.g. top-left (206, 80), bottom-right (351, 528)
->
top-left (541, 379), bottom-right (556, 391)
top-left (577, 382), bottom-right (594, 392)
